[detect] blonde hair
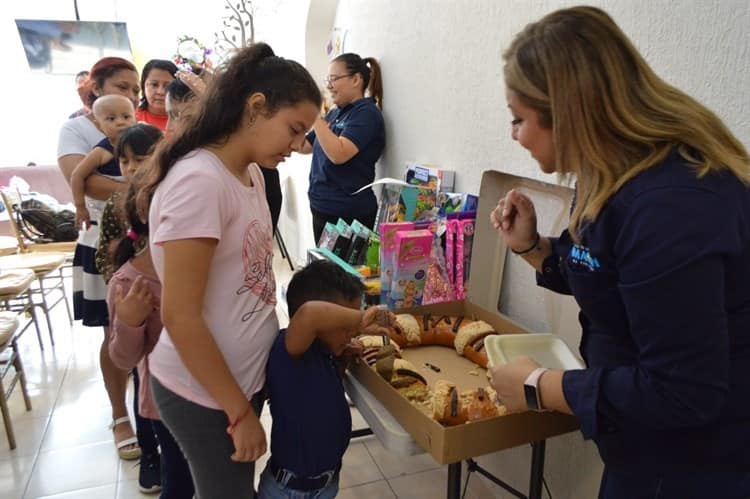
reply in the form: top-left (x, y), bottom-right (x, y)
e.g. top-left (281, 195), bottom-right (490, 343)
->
top-left (503, 6), bottom-right (749, 238)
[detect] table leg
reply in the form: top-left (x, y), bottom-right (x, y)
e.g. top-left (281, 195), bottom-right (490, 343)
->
top-left (529, 440), bottom-right (546, 499)
top-left (447, 461), bottom-right (461, 499)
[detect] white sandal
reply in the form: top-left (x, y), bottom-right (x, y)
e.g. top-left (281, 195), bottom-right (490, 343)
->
top-left (110, 416), bottom-right (141, 460)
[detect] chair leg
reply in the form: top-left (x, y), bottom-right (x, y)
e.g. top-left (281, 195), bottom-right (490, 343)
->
top-left (59, 269), bottom-right (73, 325)
top-left (24, 291), bottom-right (44, 351)
top-left (35, 277), bottom-right (54, 347)
top-left (12, 340), bottom-right (31, 411)
top-left (0, 376), bottom-right (15, 450)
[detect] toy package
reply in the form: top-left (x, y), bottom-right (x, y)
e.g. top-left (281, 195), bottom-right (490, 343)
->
top-left (331, 219), bottom-right (353, 258)
top-left (422, 232), bottom-right (456, 305)
top-left (317, 222), bottom-right (339, 250)
top-left (388, 229), bottom-right (432, 309)
top-left (455, 219), bottom-right (475, 299)
top-left (438, 192), bottom-right (479, 214)
top-left (344, 219), bottom-right (370, 265)
top-left (379, 222), bottom-right (415, 304)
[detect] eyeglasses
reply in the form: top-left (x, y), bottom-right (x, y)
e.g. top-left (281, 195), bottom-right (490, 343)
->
top-left (323, 73), bottom-right (353, 85)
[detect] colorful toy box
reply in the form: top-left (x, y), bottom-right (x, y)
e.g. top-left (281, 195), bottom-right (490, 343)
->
top-left (388, 229), bottom-right (432, 309)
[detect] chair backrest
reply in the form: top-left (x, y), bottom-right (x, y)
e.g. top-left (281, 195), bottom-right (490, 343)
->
top-left (0, 190), bottom-right (29, 252)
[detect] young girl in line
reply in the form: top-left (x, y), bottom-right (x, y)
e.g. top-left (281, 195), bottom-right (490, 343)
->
top-left (137, 43), bottom-right (321, 498)
top-left (96, 123), bottom-right (167, 493)
top-left (107, 176), bottom-right (195, 498)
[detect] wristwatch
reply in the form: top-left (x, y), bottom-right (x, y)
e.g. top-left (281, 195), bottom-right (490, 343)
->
top-left (523, 367), bottom-right (549, 411)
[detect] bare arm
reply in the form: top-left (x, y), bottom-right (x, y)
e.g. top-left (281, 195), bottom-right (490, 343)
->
top-left (59, 153), bottom-right (126, 201)
top-left (311, 118), bottom-right (359, 164)
top-left (71, 148), bottom-right (110, 208)
top-left (161, 238), bottom-right (266, 461)
top-left (286, 303), bottom-right (395, 356)
top-left (285, 301), bottom-right (363, 356)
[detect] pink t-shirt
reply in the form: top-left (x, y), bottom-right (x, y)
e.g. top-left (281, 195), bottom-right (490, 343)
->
top-left (148, 149), bottom-right (278, 409)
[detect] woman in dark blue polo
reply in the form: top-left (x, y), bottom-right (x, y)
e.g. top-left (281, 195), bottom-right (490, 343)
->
top-left (302, 53), bottom-right (384, 243)
top-left (488, 7), bottom-right (750, 499)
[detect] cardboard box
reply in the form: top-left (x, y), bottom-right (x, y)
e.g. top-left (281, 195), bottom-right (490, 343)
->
top-left (350, 170), bottom-right (580, 465)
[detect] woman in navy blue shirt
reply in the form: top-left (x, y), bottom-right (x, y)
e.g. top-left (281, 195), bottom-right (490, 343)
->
top-left (488, 7), bottom-right (750, 499)
top-left (301, 53), bottom-right (385, 243)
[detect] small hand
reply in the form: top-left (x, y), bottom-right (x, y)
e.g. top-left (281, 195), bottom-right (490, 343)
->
top-left (227, 409), bottom-right (266, 462)
top-left (75, 206), bottom-right (90, 231)
top-left (339, 338), bottom-right (364, 366)
top-left (175, 69), bottom-right (207, 96)
top-left (490, 189), bottom-right (538, 252)
top-left (359, 306), bottom-right (396, 335)
top-left (113, 276), bottom-right (155, 327)
top-left (488, 356), bottom-right (540, 413)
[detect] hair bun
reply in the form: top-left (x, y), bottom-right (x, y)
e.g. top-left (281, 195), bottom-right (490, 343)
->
top-left (252, 42), bottom-right (275, 61)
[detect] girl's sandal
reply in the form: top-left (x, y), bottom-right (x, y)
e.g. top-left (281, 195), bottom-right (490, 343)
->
top-left (110, 416), bottom-right (141, 460)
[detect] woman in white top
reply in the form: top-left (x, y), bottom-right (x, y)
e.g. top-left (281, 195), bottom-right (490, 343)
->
top-left (57, 56), bottom-right (142, 460)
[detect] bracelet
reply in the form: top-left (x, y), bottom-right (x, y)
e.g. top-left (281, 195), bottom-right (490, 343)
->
top-left (227, 404), bottom-right (252, 434)
top-left (511, 232), bottom-right (541, 255)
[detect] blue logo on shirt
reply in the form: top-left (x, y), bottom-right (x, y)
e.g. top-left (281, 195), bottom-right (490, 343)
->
top-left (569, 245), bottom-right (601, 271)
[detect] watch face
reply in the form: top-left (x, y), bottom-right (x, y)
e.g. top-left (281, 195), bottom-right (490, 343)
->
top-left (524, 384), bottom-right (538, 411)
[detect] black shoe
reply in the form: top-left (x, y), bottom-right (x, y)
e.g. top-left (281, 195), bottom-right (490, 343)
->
top-left (138, 452), bottom-right (162, 494)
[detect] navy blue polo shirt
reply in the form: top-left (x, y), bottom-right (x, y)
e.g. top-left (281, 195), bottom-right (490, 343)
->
top-left (538, 149), bottom-right (750, 472)
top-left (307, 97), bottom-right (385, 217)
top-left (266, 329), bottom-right (352, 478)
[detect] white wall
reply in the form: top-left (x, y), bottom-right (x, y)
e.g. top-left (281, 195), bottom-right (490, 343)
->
top-left (317, 0), bottom-right (750, 497)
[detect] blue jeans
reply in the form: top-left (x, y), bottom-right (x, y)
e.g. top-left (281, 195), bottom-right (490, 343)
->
top-left (257, 465), bottom-right (339, 499)
top-left (599, 466), bottom-right (750, 499)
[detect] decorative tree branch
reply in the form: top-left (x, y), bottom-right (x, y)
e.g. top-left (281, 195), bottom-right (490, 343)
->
top-left (215, 0), bottom-right (255, 60)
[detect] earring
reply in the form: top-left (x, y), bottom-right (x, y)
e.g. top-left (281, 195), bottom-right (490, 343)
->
top-left (248, 114), bottom-right (256, 127)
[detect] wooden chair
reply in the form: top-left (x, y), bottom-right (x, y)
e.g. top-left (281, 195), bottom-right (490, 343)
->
top-left (0, 269), bottom-right (42, 348)
top-left (0, 254), bottom-right (71, 347)
top-left (0, 311), bottom-right (32, 450)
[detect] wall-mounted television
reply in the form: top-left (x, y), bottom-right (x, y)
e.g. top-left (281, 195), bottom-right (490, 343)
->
top-left (15, 19), bottom-right (133, 75)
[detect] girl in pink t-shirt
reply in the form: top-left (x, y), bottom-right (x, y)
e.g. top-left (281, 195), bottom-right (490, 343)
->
top-left (137, 43), bottom-right (321, 498)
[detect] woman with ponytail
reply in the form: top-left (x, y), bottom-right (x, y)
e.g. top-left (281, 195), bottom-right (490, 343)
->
top-left (139, 42), bottom-right (320, 497)
top-left (301, 53), bottom-right (385, 242)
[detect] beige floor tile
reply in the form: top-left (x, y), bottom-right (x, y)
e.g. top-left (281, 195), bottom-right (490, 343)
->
top-left (364, 438), bottom-right (439, 479)
top-left (117, 458), bottom-right (140, 483)
top-left (338, 442), bottom-right (384, 489)
top-left (36, 483), bottom-right (116, 499)
top-left (4, 386), bottom-right (57, 421)
top-left (41, 403), bottom-right (112, 451)
top-left (55, 378), bottom-right (110, 411)
top-left (0, 416), bottom-right (49, 459)
top-left (115, 479), bottom-right (152, 499)
top-left (388, 468), bottom-right (450, 499)
top-left (38, 483), bottom-right (117, 499)
top-left (339, 479), bottom-right (396, 498)
top-left (24, 441), bottom-right (119, 498)
top-left (0, 454), bottom-right (36, 499)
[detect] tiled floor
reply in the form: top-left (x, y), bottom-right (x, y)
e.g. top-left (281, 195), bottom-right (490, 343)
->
top-left (0, 251), bottom-right (502, 498)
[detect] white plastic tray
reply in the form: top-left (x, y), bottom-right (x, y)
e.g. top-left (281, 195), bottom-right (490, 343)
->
top-left (485, 333), bottom-right (584, 370)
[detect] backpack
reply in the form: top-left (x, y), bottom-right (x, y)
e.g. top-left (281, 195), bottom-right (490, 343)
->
top-left (15, 198), bottom-right (78, 242)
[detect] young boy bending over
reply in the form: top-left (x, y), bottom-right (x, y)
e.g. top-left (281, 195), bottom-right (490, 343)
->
top-left (258, 260), bottom-right (394, 498)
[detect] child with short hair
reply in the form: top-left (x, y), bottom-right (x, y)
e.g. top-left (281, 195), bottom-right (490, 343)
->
top-left (258, 260), bottom-right (395, 498)
top-left (71, 94), bottom-right (135, 230)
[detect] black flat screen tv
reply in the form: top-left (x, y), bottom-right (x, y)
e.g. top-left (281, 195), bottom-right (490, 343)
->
top-left (15, 19), bottom-right (133, 74)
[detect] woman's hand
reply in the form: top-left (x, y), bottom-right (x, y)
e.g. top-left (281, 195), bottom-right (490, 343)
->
top-left (227, 409), bottom-right (266, 462)
top-left (490, 189), bottom-right (538, 252)
top-left (113, 276), bottom-right (155, 327)
top-left (488, 356), bottom-right (540, 413)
